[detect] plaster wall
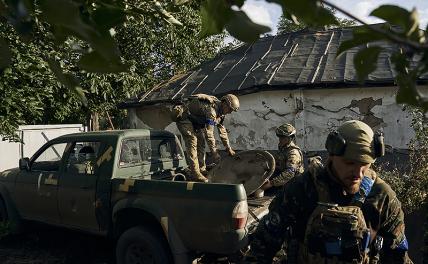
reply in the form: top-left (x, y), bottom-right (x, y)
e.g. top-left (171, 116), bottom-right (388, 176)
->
top-left (130, 86), bottom-right (415, 152)
top-left (226, 87), bottom-right (413, 152)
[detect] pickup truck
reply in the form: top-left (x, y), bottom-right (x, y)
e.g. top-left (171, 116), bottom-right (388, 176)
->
top-left (0, 129), bottom-right (261, 264)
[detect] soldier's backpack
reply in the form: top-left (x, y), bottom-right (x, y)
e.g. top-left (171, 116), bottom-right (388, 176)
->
top-left (298, 169), bottom-right (376, 264)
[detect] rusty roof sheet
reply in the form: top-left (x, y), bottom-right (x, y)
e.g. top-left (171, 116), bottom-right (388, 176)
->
top-left (123, 25), bottom-right (428, 107)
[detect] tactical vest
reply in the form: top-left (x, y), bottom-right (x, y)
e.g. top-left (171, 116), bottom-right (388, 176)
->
top-left (298, 170), bottom-right (376, 264)
top-left (277, 143), bottom-right (304, 176)
top-left (291, 144), bottom-right (304, 175)
top-left (186, 95), bottom-right (220, 129)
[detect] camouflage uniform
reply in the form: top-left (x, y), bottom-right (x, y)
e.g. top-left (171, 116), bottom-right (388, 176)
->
top-left (270, 141), bottom-right (304, 187)
top-left (248, 120), bottom-right (412, 264)
top-left (174, 94), bottom-right (233, 180)
top-left (250, 164), bottom-right (412, 263)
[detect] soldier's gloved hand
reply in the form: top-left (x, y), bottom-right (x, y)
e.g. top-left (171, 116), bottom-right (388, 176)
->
top-left (227, 147), bottom-right (235, 156)
top-left (212, 151), bottom-right (221, 163)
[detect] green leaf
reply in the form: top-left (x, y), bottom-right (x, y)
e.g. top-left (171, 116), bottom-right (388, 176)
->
top-left (225, 10), bottom-right (271, 42)
top-left (39, 0), bottom-right (121, 63)
top-left (370, 5), bottom-right (419, 37)
top-left (268, 0), bottom-right (338, 27)
top-left (353, 46), bottom-right (383, 83)
top-left (370, 5), bottom-right (410, 28)
top-left (92, 4), bottom-right (127, 31)
top-left (395, 71), bottom-right (418, 106)
top-left (390, 51), bottom-right (409, 73)
top-left (78, 51), bottom-right (129, 73)
top-left (230, 0), bottom-right (245, 8)
top-left (337, 26), bottom-right (387, 57)
top-left (47, 58), bottom-right (88, 106)
top-left (199, 0), bottom-right (232, 38)
top-left (0, 38), bottom-right (12, 70)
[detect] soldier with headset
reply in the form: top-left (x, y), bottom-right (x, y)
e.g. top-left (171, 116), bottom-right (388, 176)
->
top-left (246, 120), bottom-right (412, 264)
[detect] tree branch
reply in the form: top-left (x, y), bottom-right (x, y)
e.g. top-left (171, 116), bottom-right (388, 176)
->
top-left (321, 0), bottom-right (428, 50)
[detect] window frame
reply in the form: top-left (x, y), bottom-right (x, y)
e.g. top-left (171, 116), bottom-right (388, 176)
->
top-left (118, 136), bottom-right (183, 168)
top-left (30, 142), bottom-right (70, 172)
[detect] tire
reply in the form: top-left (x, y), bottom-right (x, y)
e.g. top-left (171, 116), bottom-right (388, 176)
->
top-left (116, 226), bottom-right (172, 264)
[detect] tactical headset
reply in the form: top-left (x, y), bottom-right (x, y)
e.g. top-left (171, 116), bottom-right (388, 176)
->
top-left (325, 130), bottom-right (385, 158)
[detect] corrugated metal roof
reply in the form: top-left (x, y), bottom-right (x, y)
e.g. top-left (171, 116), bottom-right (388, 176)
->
top-left (122, 25), bottom-right (428, 107)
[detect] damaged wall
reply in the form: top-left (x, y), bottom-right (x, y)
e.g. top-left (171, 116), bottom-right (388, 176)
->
top-left (225, 87), bottom-right (413, 151)
top-left (130, 86), bottom-right (415, 152)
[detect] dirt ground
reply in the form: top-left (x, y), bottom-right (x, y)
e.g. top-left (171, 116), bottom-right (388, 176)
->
top-left (0, 224), bottom-right (228, 264)
top-left (0, 225), bottom-right (115, 264)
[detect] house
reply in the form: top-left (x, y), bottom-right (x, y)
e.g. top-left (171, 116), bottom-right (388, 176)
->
top-left (119, 25), bottom-right (427, 165)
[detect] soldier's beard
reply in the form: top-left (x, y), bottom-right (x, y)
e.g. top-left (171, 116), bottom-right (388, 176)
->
top-left (345, 182), bottom-right (360, 194)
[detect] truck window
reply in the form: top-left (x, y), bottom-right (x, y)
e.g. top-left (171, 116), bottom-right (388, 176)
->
top-left (65, 142), bottom-right (101, 175)
top-left (31, 143), bottom-right (68, 172)
top-left (119, 137), bottom-right (183, 167)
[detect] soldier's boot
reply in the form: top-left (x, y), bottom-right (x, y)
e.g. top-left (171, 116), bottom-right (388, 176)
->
top-left (188, 162), bottom-right (208, 182)
top-left (192, 170), bottom-right (208, 183)
top-left (199, 164), bottom-right (208, 176)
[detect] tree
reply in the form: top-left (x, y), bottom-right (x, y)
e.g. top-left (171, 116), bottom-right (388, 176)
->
top-left (0, 1), bottom-right (224, 138)
top-left (2, 0), bottom-right (428, 126)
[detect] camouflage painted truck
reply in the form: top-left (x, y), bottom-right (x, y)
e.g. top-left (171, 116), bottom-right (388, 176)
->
top-left (0, 129), bottom-right (271, 264)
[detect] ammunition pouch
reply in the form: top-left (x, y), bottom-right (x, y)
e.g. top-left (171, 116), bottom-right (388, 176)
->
top-left (302, 204), bottom-right (371, 263)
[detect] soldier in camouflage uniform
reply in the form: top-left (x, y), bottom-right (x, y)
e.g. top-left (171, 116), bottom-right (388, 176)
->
top-left (247, 120), bottom-right (412, 264)
top-left (173, 94), bottom-right (239, 182)
top-left (259, 123), bottom-right (304, 192)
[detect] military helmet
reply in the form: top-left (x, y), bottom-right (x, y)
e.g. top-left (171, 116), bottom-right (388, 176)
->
top-left (221, 94), bottom-right (240, 111)
top-left (276, 123), bottom-right (296, 137)
top-left (325, 120), bottom-right (385, 163)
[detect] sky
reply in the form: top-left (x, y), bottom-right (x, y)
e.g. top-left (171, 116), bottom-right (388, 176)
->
top-left (241, 0), bottom-right (428, 35)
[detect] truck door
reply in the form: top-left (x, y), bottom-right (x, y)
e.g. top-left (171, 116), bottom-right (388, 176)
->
top-left (14, 142), bottom-right (68, 223)
top-left (58, 141), bottom-right (101, 230)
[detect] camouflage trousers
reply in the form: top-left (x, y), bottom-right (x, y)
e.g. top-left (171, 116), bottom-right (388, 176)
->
top-left (176, 121), bottom-right (207, 178)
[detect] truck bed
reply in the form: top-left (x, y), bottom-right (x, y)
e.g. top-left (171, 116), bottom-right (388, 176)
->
top-left (247, 194), bottom-right (275, 226)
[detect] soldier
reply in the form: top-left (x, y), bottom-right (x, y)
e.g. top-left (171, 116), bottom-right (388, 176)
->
top-left (247, 120), bottom-right (412, 263)
top-left (173, 93), bottom-right (239, 182)
top-left (259, 123), bottom-right (304, 193)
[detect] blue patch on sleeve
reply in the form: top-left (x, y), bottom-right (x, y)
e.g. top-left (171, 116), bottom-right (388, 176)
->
top-left (285, 167), bottom-right (296, 173)
top-left (206, 119), bottom-right (216, 126)
top-left (353, 176), bottom-right (374, 203)
top-left (397, 236), bottom-right (409, 250)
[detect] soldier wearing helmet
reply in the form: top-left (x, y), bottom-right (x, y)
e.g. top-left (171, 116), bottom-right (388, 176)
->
top-left (173, 93), bottom-right (239, 182)
top-left (258, 123), bottom-right (304, 192)
top-left (247, 120), bottom-right (412, 264)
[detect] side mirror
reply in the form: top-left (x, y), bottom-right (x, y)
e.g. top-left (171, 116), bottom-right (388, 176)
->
top-left (19, 158), bottom-right (30, 171)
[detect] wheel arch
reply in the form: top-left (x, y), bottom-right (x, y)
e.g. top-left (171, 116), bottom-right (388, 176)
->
top-left (112, 199), bottom-right (190, 263)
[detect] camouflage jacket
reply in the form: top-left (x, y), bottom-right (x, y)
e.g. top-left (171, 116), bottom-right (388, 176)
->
top-left (270, 142), bottom-right (304, 187)
top-left (182, 94), bottom-right (231, 152)
top-left (249, 162), bottom-right (412, 264)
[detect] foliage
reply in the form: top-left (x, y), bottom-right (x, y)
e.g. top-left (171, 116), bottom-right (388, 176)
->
top-left (378, 107), bottom-right (428, 213)
top-left (0, 1), bottom-right (223, 137)
top-left (2, 0), bottom-right (428, 113)
top-left (202, 0), bottom-right (428, 112)
top-left (277, 7), bottom-right (355, 34)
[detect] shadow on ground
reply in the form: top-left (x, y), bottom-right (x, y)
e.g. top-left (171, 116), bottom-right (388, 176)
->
top-left (0, 224), bottom-right (115, 264)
